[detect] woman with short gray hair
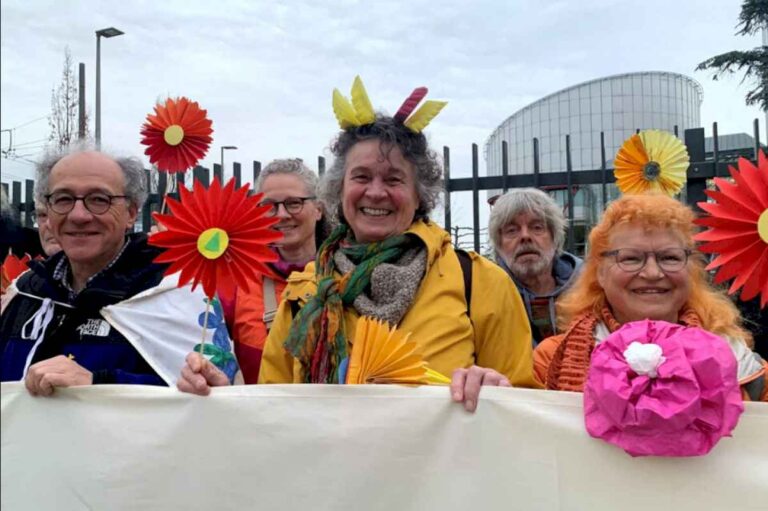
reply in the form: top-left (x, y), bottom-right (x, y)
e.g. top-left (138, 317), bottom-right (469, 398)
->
top-left (319, 115), bottom-right (444, 224)
top-left (184, 158), bottom-right (327, 387)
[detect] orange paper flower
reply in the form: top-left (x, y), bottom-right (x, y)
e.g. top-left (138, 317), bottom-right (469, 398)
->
top-left (140, 97), bottom-right (213, 173)
top-left (694, 152), bottom-right (768, 308)
top-left (149, 178), bottom-right (282, 298)
top-left (1, 253), bottom-right (31, 291)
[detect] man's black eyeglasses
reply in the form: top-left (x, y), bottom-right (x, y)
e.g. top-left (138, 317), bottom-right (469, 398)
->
top-left (45, 191), bottom-right (129, 215)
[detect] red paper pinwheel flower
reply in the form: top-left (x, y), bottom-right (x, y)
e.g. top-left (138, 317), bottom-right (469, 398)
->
top-left (140, 97), bottom-right (213, 173)
top-left (1, 253), bottom-right (32, 291)
top-left (694, 151), bottom-right (768, 308)
top-left (149, 177), bottom-right (282, 298)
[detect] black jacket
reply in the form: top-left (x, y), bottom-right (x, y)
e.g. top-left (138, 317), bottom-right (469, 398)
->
top-left (1, 233), bottom-right (168, 385)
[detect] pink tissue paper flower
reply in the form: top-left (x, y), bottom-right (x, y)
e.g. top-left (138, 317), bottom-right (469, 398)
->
top-left (584, 319), bottom-right (744, 457)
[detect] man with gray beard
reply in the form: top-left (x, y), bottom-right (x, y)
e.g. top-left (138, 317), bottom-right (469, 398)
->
top-left (489, 188), bottom-right (582, 346)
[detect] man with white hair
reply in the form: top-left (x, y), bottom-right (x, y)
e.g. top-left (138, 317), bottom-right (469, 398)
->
top-left (0, 144), bottom-right (168, 394)
top-left (489, 188), bottom-right (582, 345)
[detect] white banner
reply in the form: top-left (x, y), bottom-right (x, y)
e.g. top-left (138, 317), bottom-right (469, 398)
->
top-left (1, 382), bottom-right (766, 510)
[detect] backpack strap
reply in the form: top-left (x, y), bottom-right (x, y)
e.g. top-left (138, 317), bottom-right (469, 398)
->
top-left (455, 249), bottom-right (472, 317)
top-left (262, 277), bottom-right (278, 330)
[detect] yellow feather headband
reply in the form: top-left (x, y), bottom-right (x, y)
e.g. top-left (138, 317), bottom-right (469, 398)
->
top-left (332, 76), bottom-right (447, 134)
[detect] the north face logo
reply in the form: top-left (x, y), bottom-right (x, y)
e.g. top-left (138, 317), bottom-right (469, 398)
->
top-left (76, 319), bottom-right (111, 337)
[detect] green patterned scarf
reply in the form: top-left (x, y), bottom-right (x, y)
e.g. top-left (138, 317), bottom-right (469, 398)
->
top-left (283, 223), bottom-right (416, 383)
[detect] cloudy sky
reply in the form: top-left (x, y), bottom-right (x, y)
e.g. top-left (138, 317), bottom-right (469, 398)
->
top-left (0, 0), bottom-right (762, 233)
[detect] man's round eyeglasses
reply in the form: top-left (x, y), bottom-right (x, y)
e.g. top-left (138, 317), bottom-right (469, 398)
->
top-left (259, 196), bottom-right (315, 216)
top-left (600, 248), bottom-right (692, 273)
top-left (45, 192), bottom-right (128, 215)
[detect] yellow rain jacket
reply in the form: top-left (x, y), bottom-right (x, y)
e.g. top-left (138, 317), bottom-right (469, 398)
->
top-left (258, 220), bottom-right (539, 387)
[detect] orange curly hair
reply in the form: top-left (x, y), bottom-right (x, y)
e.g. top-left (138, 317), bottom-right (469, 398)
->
top-left (557, 193), bottom-right (751, 344)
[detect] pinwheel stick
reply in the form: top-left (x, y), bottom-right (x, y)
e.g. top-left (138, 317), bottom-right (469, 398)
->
top-left (160, 195), bottom-right (168, 216)
top-left (159, 174), bottom-right (178, 215)
top-left (198, 297), bottom-right (212, 357)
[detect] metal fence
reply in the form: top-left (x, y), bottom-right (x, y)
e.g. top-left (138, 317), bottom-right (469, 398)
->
top-left (2, 120), bottom-right (762, 254)
top-left (442, 120), bottom-right (763, 253)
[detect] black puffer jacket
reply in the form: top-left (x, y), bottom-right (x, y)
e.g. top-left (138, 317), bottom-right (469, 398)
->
top-left (1, 233), bottom-right (168, 385)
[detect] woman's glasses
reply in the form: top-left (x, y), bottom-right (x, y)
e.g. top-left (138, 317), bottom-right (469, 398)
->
top-left (259, 196), bottom-right (315, 216)
top-left (600, 248), bottom-right (692, 273)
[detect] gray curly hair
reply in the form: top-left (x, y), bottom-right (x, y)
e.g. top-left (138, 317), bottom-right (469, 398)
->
top-left (319, 115), bottom-right (443, 224)
top-left (489, 188), bottom-right (567, 255)
top-left (255, 158), bottom-right (318, 195)
top-left (35, 141), bottom-right (147, 210)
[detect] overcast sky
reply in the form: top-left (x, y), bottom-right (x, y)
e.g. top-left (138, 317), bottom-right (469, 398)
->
top-left (1, 0), bottom-right (762, 235)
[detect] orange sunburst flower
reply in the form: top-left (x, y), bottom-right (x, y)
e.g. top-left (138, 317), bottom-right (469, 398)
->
top-left (694, 151), bottom-right (768, 308)
top-left (1, 253), bottom-right (31, 291)
top-left (140, 97), bottom-right (213, 173)
top-left (614, 130), bottom-right (689, 196)
top-left (149, 178), bottom-right (282, 298)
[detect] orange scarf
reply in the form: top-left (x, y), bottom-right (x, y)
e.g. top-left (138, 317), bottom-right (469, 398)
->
top-left (546, 307), bottom-right (701, 391)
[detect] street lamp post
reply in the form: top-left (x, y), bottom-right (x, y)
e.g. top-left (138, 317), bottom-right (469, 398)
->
top-left (95, 27), bottom-right (124, 148)
top-left (220, 145), bottom-right (238, 182)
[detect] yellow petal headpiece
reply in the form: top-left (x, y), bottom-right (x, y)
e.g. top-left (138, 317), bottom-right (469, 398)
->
top-left (613, 130), bottom-right (689, 196)
top-left (332, 76), bottom-right (447, 134)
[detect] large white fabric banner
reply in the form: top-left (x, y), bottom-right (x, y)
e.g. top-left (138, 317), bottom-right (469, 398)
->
top-left (1, 382), bottom-right (766, 510)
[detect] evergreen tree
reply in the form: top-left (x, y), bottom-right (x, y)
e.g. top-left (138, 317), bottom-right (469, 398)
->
top-left (696, 0), bottom-right (768, 110)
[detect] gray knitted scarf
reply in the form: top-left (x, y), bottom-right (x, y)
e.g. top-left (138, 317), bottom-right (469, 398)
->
top-left (333, 244), bottom-right (427, 326)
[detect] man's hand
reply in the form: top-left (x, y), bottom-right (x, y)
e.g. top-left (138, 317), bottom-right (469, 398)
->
top-left (148, 223), bottom-right (167, 236)
top-left (177, 352), bottom-right (230, 396)
top-left (25, 355), bottom-right (93, 397)
top-left (450, 365), bottom-right (511, 413)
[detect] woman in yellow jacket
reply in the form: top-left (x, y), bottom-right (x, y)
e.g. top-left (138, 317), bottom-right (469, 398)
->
top-left (258, 218), bottom-right (536, 397)
top-left (178, 82), bottom-right (538, 410)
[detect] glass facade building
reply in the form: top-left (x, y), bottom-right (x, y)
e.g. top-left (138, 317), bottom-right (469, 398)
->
top-left (483, 71), bottom-right (702, 254)
top-left (485, 71), bottom-right (702, 174)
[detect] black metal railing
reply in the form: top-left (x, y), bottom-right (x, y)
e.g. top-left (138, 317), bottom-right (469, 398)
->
top-left (2, 121), bottom-right (762, 254)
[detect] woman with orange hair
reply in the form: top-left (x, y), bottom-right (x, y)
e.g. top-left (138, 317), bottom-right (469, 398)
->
top-left (534, 193), bottom-right (767, 401)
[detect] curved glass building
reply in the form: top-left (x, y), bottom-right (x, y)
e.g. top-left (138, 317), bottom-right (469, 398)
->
top-left (485, 71), bottom-right (702, 174)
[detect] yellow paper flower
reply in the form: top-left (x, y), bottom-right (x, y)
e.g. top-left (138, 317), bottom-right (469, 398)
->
top-left (614, 130), bottom-right (689, 196)
top-left (345, 317), bottom-right (449, 385)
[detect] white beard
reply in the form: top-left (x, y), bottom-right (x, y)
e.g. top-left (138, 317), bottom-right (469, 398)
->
top-left (505, 246), bottom-right (555, 282)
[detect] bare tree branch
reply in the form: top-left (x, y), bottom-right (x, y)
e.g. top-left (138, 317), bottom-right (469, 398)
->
top-left (47, 47), bottom-right (89, 149)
